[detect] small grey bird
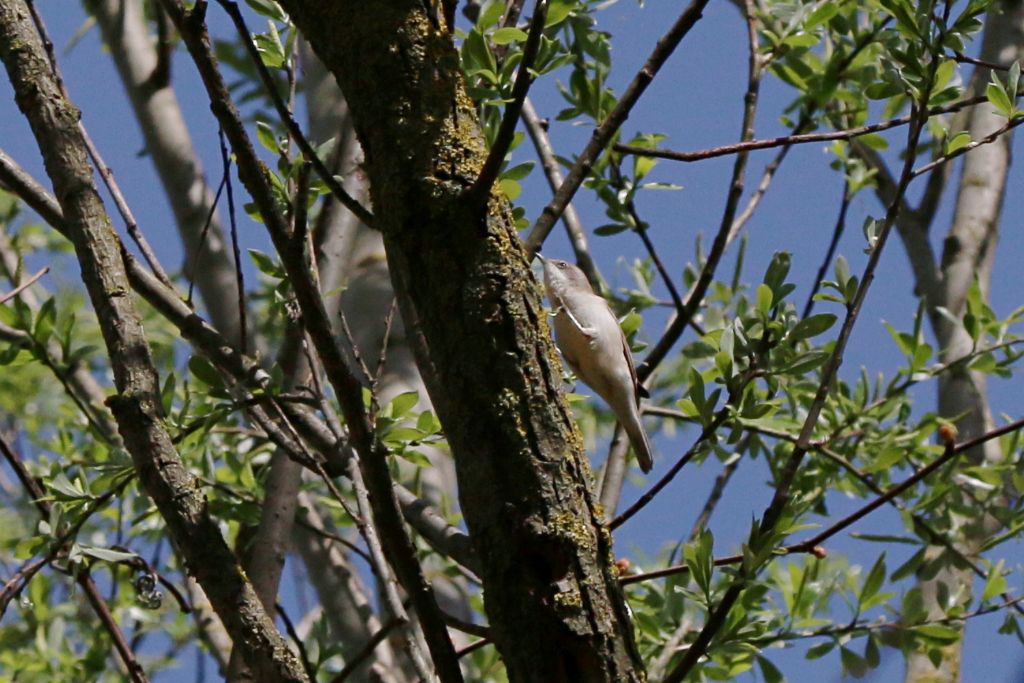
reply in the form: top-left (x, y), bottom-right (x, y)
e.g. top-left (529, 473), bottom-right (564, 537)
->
top-left (540, 256), bottom-right (653, 473)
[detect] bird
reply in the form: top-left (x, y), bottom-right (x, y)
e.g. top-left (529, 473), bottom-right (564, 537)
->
top-left (539, 255), bottom-right (653, 473)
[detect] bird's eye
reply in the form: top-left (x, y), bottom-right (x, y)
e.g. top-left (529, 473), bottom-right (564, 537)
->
top-left (557, 262), bottom-right (566, 269)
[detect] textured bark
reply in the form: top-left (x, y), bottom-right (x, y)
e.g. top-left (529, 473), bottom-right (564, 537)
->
top-left (0, 4), bottom-right (306, 681)
top-left (903, 4), bottom-right (1023, 682)
top-left (277, 3), bottom-right (644, 680)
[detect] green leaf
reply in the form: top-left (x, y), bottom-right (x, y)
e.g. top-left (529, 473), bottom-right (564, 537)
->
top-left (982, 559), bottom-right (1007, 602)
top-left (491, 27), bottom-right (528, 45)
top-left (806, 2), bottom-right (839, 28)
top-left (864, 446), bottom-right (904, 473)
top-left (396, 449), bottom-right (432, 467)
top-left (416, 410), bottom-right (442, 435)
top-left (763, 252), bottom-right (791, 297)
top-left (859, 554), bottom-right (888, 610)
top-left (253, 29), bottom-right (286, 69)
top-left (755, 284), bottom-right (773, 315)
top-left (1009, 61), bottom-right (1021, 102)
top-left (384, 427), bottom-right (425, 444)
top-left (80, 546), bottom-right (137, 563)
top-left (987, 77), bottom-right (1014, 118)
top-left (776, 350), bottom-right (829, 375)
top-left (594, 223), bottom-right (628, 236)
top-left (634, 154), bottom-right (657, 181)
top-left (249, 249), bottom-right (283, 278)
top-left (188, 355), bottom-right (224, 391)
top-left (49, 473), bottom-right (90, 500)
top-left (783, 32), bottom-right (819, 48)
top-left (33, 297), bottom-right (56, 344)
top-left (945, 131), bottom-right (971, 154)
top-left (390, 391), bottom-right (420, 418)
top-left (840, 646), bottom-right (868, 678)
top-left (476, 1), bottom-right (505, 28)
top-left (244, 0), bottom-right (286, 22)
top-left (501, 162), bottom-right (534, 181)
top-left (256, 121), bottom-right (280, 154)
top-left (805, 640), bottom-right (834, 660)
top-left (545, 0), bottom-right (575, 27)
top-left (914, 623), bottom-right (961, 645)
top-left (684, 529), bottom-right (714, 601)
top-left (756, 656), bottom-right (784, 683)
top-left (788, 314), bottom-right (837, 343)
top-left (498, 178), bottom-right (522, 200)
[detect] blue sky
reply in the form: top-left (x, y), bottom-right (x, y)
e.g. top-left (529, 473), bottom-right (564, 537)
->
top-left (1, 1), bottom-right (1022, 681)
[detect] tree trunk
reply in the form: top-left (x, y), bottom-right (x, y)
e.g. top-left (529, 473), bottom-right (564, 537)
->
top-left (276, 3), bottom-right (644, 680)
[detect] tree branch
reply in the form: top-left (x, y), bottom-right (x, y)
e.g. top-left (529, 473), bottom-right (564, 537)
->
top-left (0, 5), bottom-right (307, 677)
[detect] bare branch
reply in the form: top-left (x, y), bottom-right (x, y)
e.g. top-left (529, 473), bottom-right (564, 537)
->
top-left (520, 97), bottom-right (603, 288)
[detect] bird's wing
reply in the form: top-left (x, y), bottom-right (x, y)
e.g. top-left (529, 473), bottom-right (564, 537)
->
top-left (614, 329), bottom-right (638, 409)
top-left (617, 316), bottom-right (647, 404)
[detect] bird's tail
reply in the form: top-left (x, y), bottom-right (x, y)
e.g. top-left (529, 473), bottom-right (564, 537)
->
top-left (621, 408), bottom-right (653, 473)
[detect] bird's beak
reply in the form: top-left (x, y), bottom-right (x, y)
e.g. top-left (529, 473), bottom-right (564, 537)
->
top-left (534, 253), bottom-right (547, 264)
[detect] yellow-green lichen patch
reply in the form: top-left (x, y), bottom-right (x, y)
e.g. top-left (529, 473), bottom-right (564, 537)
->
top-left (550, 510), bottom-right (594, 553)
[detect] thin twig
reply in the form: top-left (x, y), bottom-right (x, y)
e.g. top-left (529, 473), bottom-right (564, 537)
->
top-left (330, 617), bottom-right (402, 683)
top-left (635, 5), bottom-right (762, 381)
top-left (0, 432), bottom-right (146, 682)
top-left (802, 181), bottom-right (851, 318)
top-left (214, 0), bottom-right (374, 226)
top-left (911, 114), bottom-right (1024, 178)
top-left (23, 0), bottom-right (174, 291)
top-left (613, 94), bottom-right (991, 163)
top-left (621, 416), bottom-right (1024, 588)
top-left (276, 603), bottom-right (318, 682)
top-left (3, 123), bottom-right (476, 576)
top-left (344, 452), bottom-right (434, 681)
top-left (610, 404), bottom-right (731, 531)
top-left (455, 637), bottom-right (492, 659)
top-left (217, 128), bottom-right (248, 354)
top-left (792, 416), bottom-right (1024, 552)
top-left (688, 444), bottom-right (745, 541)
top-left (0, 266), bottom-right (48, 305)
top-left (372, 297), bottom-right (399, 390)
top-left (186, 171), bottom-right (227, 307)
top-left (524, 0), bottom-right (711, 255)
top-left (951, 51), bottom-right (1013, 71)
